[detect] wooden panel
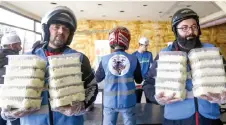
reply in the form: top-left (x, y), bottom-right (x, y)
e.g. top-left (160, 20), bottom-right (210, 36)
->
top-left (70, 20), bottom-right (226, 66)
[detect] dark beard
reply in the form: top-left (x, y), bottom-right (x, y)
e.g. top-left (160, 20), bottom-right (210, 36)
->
top-left (49, 40), bottom-right (66, 48)
top-left (176, 35), bottom-right (201, 52)
top-left (47, 44), bottom-right (67, 53)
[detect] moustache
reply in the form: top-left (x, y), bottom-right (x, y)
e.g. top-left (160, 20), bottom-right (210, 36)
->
top-left (185, 35), bottom-right (196, 40)
top-left (56, 34), bottom-right (65, 39)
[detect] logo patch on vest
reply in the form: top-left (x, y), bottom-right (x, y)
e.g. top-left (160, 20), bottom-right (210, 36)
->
top-left (108, 55), bottom-right (130, 76)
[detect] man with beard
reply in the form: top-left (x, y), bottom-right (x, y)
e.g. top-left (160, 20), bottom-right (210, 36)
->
top-left (0, 32), bottom-right (22, 125)
top-left (143, 8), bottom-right (225, 125)
top-left (1, 6), bottom-right (98, 125)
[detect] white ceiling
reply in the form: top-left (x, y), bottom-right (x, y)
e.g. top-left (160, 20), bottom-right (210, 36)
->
top-left (3, 1), bottom-right (223, 21)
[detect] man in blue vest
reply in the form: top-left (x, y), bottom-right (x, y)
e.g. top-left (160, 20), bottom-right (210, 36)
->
top-left (95, 26), bottom-right (143, 125)
top-left (143, 8), bottom-right (225, 125)
top-left (1, 6), bottom-right (98, 125)
top-left (132, 37), bottom-right (153, 103)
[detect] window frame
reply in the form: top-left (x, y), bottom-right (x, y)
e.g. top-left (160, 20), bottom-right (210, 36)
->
top-left (0, 6), bottom-right (42, 54)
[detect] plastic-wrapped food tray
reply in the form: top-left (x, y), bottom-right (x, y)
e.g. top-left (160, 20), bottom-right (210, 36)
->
top-left (192, 75), bottom-right (226, 85)
top-left (190, 56), bottom-right (224, 69)
top-left (7, 55), bottom-right (46, 69)
top-left (3, 76), bottom-right (44, 87)
top-left (191, 66), bottom-right (225, 78)
top-left (157, 61), bottom-right (186, 71)
top-left (48, 53), bottom-right (81, 66)
top-left (48, 65), bottom-right (81, 77)
top-left (156, 69), bottom-right (187, 80)
top-left (49, 85), bottom-right (84, 98)
top-left (159, 51), bottom-right (187, 62)
top-left (0, 97), bottom-right (42, 109)
top-left (5, 66), bottom-right (45, 78)
top-left (193, 83), bottom-right (225, 97)
top-left (0, 85), bottom-right (43, 98)
top-left (49, 93), bottom-right (85, 108)
top-left (49, 74), bottom-right (83, 88)
top-left (188, 47), bottom-right (220, 60)
top-left (155, 78), bottom-right (186, 88)
top-left (48, 74), bottom-right (83, 86)
top-left (155, 86), bottom-right (186, 99)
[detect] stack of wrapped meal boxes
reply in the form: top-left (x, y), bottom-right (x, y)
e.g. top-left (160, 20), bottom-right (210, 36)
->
top-left (155, 51), bottom-right (187, 100)
top-left (48, 53), bottom-right (85, 109)
top-left (189, 48), bottom-right (226, 97)
top-left (0, 55), bottom-right (46, 110)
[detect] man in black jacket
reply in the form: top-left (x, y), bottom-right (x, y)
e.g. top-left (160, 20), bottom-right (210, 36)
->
top-left (0, 32), bottom-right (22, 125)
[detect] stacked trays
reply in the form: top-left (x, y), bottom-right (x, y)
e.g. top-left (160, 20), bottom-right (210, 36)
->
top-left (189, 47), bottom-right (226, 97)
top-left (155, 51), bottom-right (187, 99)
top-left (48, 53), bottom-right (85, 108)
top-left (0, 55), bottom-right (46, 110)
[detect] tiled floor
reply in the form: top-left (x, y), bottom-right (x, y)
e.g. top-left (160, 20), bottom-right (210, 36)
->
top-left (84, 104), bottom-right (164, 125)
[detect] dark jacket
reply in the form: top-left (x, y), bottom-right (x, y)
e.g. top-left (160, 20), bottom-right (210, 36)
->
top-left (0, 49), bottom-right (18, 84)
top-left (0, 49), bottom-right (20, 125)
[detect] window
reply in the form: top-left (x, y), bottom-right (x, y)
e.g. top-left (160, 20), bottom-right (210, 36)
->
top-left (0, 8), bottom-right (34, 30)
top-left (35, 34), bottom-right (42, 41)
top-left (35, 22), bottom-right (41, 33)
top-left (0, 7), bottom-right (41, 54)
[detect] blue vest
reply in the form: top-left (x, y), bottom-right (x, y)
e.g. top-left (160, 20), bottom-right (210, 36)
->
top-left (102, 51), bottom-right (137, 109)
top-left (132, 51), bottom-right (153, 78)
top-left (20, 47), bottom-right (84, 125)
top-left (162, 43), bottom-right (220, 120)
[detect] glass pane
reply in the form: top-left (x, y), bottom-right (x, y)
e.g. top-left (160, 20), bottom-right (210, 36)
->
top-left (35, 22), bottom-right (41, 33)
top-left (0, 23), bottom-right (16, 37)
top-left (35, 34), bottom-right (41, 41)
top-left (23, 31), bottom-right (36, 53)
top-left (0, 8), bottom-right (34, 30)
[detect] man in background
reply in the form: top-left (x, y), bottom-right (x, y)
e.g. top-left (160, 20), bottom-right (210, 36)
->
top-left (132, 37), bottom-right (153, 103)
top-left (0, 32), bottom-right (22, 125)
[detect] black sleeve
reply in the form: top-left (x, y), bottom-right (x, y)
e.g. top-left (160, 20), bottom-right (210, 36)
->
top-left (95, 61), bottom-right (105, 83)
top-left (142, 54), bottom-right (159, 104)
top-left (134, 59), bottom-right (143, 84)
top-left (223, 57), bottom-right (226, 72)
top-left (0, 56), bottom-right (7, 84)
top-left (81, 54), bottom-right (98, 108)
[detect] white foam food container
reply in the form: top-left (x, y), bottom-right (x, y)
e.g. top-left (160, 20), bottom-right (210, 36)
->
top-left (188, 47), bottom-right (220, 60)
top-left (0, 96), bottom-right (42, 109)
top-left (7, 55), bottom-right (46, 69)
top-left (48, 53), bottom-right (81, 66)
top-left (3, 76), bottom-right (44, 88)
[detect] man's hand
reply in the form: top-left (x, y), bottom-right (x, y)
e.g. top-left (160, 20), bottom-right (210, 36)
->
top-left (2, 108), bottom-right (38, 119)
top-left (155, 92), bottom-right (182, 105)
top-left (53, 101), bottom-right (85, 116)
top-left (200, 91), bottom-right (226, 104)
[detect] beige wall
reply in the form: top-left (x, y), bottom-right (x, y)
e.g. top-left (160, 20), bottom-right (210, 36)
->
top-left (203, 23), bottom-right (226, 59)
top-left (70, 20), bottom-right (226, 65)
top-left (70, 20), bottom-right (175, 64)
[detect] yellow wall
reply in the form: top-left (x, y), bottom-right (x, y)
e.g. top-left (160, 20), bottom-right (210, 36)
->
top-left (70, 20), bottom-right (226, 65)
top-left (201, 24), bottom-right (226, 59)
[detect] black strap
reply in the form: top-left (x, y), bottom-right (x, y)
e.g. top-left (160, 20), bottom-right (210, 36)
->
top-left (194, 97), bottom-right (199, 112)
